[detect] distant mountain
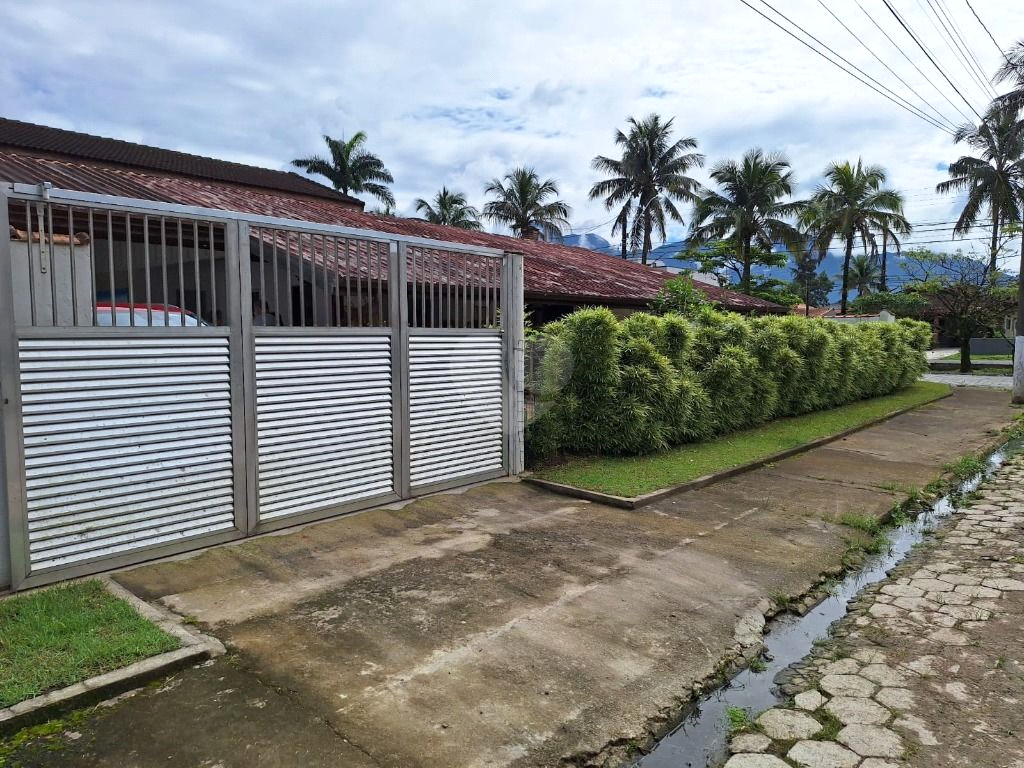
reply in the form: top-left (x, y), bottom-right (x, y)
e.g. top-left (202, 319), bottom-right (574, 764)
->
top-left (556, 233), bottom-right (616, 253)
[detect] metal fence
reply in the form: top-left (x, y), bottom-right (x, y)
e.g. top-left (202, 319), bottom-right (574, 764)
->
top-left (0, 183), bottom-right (525, 591)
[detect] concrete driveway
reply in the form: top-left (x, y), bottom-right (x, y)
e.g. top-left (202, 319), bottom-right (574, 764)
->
top-left (8, 388), bottom-right (1017, 768)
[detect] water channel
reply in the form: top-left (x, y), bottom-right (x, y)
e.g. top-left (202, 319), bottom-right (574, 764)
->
top-left (630, 439), bottom-right (1022, 768)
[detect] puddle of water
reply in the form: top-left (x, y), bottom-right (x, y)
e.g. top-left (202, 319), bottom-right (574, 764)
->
top-left (631, 439), bottom-right (1023, 768)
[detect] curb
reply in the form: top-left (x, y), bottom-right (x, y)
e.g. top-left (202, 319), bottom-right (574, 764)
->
top-left (0, 578), bottom-right (225, 735)
top-left (523, 389), bottom-right (955, 510)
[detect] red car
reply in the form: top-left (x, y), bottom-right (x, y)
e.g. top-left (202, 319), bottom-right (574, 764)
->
top-left (95, 302), bottom-right (207, 327)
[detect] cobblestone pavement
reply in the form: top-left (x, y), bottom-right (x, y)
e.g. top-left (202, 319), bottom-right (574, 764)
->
top-left (724, 455), bottom-right (1024, 768)
top-left (922, 373), bottom-right (1013, 390)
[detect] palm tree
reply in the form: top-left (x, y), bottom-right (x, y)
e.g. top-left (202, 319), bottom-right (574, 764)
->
top-left (590, 115), bottom-right (703, 264)
top-left (994, 40), bottom-right (1024, 110)
top-left (413, 187), bottom-right (482, 230)
top-left (805, 160), bottom-right (910, 314)
top-left (850, 254), bottom-right (880, 296)
top-left (292, 132), bottom-right (395, 207)
top-left (688, 149), bottom-right (805, 294)
top-left (482, 168), bottom-right (571, 240)
top-left (936, 104), bottom-right (1024, 272)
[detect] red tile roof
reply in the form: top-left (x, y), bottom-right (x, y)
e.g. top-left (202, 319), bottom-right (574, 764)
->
top-left (0, 123), bottom-right (785, 314)
top-left (0, 117), bottom-right (363, 207)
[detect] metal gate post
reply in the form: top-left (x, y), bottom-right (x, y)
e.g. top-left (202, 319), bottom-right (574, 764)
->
top-left (228, 219), bottom-right (257, 534)
top-left (502, 251), bottom-right (525, 475)
top-left (391, 242), bottom-right (410, 498)
top-left (0, 187), bottom-right (30, 588)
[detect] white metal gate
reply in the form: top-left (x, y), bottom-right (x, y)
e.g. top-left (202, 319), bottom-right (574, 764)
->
top-left (0, 184), bottom-right (524, 591)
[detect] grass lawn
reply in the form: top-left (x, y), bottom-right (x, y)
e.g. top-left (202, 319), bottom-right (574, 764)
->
top-left (941, 353), bottom-right (1012, 361)
top-left (0, 580), bottom-right (179, 708)
top-left (534, 381), bottom-right (951, 498)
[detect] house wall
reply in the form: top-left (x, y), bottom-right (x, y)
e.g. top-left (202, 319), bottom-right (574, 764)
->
top-left (0, 417), bottom-right (9, 590)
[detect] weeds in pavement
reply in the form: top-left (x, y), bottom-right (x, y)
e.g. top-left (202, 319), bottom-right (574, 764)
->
top-left (943, 455), bottom-right (985, 482)
top-left (814, 709), bottom-right (843, 741)
top-left (726, 706), bottom-right (752, 733)
top-left (748, 656), bottom-right (768, 673)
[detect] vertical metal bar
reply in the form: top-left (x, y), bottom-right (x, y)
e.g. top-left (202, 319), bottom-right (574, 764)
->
top-left (46, 203), bottom-right (57, 327)
top-left (107, 211), bottom-right (116, 325)
top-left (459, 252), bottom-right (467, 328)
top-left (503, 252), bottom-right (526, 475)
top-left (376, 246), bottom-right (385, 327)
top-left (160, 217), bottom-right (169, 326)
top-left (192, 219), bottom-right (201, 324)
top-left (472, 255), bottom-right (480, 329)
top-left (408, 247), bottom-right (417, 329)
top-left (257, 228), bottom-right (266, 327)
top-left (333, 237), bottom-right (341, 327)
top-left (24, 203), bottom-right (36, 327)
top-left (297, 233), bottom-right (306, 327)
top-left (176, 219), bottom-right (185, 326)
top-left (230, 220), bottom-right (257, 535)
top-left (88, 209), bottom-right (97, 326)
top-left (344, 240), bottom-right (353, 327)
top-left (67, 206), bottom-right (78, 326)
top-left (447, 251), bottom-right (454, 329)
top-left (125, 212), bottom-right (135, 326)
top-left (273, 230), bottom-right (282, 327)
top-left (208, 222), bottom-right (217, 325)
top-left (392, 242), bottom-right (410, 498)
top-left (356, 244), bottom-right (363, 327)
top-left (426, 250), bottom-right (433, 329)
top-left (484, 258), bottom-right (492, 328)
top-left (0, 190), bottom-right (30, 588)
top-left (143, 215), bottom-right (153, 326)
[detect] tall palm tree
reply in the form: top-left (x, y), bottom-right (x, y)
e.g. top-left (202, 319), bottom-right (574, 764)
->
top-left (482, 168), bottom-right (571, 240)
top-left (994, 40), bottom-right (1024, 110)
top-left (590, 114), bottom-right (704, 264)
top-left (413, 187), bottom-right (482, 230)
top-left (292, 132), bottom-right (395, 207)
top-left (850, 254), bottom-right (880, 296)
top-left (688, 148), bottom-right (805, 294)
top-left (936, 104), bottom-right (1024, 272)
top-left (805, 160), bottom-right (909, 315)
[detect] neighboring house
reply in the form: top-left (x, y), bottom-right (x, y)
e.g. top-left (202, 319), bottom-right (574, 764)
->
top-left (0, 118), bottom-right (785, 328)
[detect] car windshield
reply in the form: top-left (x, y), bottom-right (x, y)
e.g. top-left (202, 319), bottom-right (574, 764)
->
top-left (95, 307), bottom-right (204, 327)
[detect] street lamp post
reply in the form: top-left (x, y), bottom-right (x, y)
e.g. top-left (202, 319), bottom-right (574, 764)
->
top-left (1013, 229), bottom-right (1024, 403)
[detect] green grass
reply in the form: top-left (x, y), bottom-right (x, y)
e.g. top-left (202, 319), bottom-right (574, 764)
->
top-left (535, 382), bottom-right (951, 498)
top-left (944, 454), bottom-right (986, 481)
top-left (941, 353), bottom-right (1012, 361)
top-left (0, 580), bottom-right (179, 708)
top-left (726, 706), bottom-right (752, 733)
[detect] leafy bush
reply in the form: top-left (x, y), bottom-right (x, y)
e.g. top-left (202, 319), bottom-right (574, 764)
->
top-left (526, 307), bottom-right (930, 464)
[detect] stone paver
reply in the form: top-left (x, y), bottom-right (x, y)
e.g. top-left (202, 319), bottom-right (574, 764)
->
top-left (787, 740), bottom-right (860, 768)
top-left (730, 733), bottom-right (772, 753)
top-left (723, 754), bottom-right (791, 768)
top-left (726, 454), bottom-right (1024, 768)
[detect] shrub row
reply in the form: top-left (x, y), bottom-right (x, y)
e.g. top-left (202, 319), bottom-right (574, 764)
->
top-left (526, 307), bottom-right (931, 464)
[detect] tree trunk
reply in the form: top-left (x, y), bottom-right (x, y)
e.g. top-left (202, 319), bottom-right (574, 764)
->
top-left (879, 231), bottom-right (888, 292)
top-left (990, 215), bottom-right (1000, 273)
top-left (620, 225), bottom-right (627, 260)
top-left (960, 334), bottom-right (972, 374)
top-left (741, 237), bottom-right (752, 294)
top-left (641, 210), bottom-right (652, 265)
top-left (840, 232), bottom-right (854, 315)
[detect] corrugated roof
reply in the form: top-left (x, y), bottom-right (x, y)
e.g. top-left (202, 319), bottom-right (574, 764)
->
top-left (0, 118), bottom-right (363, 207)
top-left (0, 137), bottom-right (785, 313)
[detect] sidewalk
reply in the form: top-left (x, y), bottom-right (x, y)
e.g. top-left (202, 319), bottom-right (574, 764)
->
top-left (923, 372), bottom-right (1013, 390)
top-left (1, 388), bottom-right (1016, 768)
top-left (725, 454), bottom-right (1024, 768)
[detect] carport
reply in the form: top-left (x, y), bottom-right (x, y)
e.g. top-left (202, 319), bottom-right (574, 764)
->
top-left (0, 182), bottom-right (525, 591)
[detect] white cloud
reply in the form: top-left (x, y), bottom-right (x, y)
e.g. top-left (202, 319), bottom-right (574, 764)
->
top-left (1, 0), bottom-right (1021, 257)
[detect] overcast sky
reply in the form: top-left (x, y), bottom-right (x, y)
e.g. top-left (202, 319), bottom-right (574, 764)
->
top-left (2, 1), bottom-right (1022, 261)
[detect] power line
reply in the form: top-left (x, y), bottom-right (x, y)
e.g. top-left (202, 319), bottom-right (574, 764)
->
top-left (737, 0), bottom-right (957, 135)
top-left (934, 0), bottom-right (998, 93)
top-left (816, 0), bottom-right (960, 131)
top-left (881, 0), bottom-right (984, 120)
top-left (917, 0), bottom-right (997, 100)
top-left (853, 0), bottom-right (976, 124)
top-left (963, 0), bottom-right (1006, 59)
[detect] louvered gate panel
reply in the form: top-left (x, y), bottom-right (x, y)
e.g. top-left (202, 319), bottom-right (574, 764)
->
top-left (19, 337), bottom-right (237, 572)
top-left (255, 335), bottom-right (394, 522)
top-left (408, 334), bottom-right (504, 489)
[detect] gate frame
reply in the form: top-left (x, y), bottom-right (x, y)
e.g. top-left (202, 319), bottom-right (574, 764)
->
top-left (0, 183), bottom-right (524, 591)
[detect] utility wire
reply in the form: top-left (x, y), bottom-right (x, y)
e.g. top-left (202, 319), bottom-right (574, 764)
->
top-left (917, 0), bottom-right (997, 100)
top-left (934, 0), bottom-right (999, 93)
top-left (738, 0), bottom-right (957, 135)
top-left (881, 0), bottom-right (984, 120)
top-left (853, 0), bottom-right (975, 124)
top-left (963, 0), bottom-right (1006, 59)
top-left (816, 0), bottom-right (960, 131)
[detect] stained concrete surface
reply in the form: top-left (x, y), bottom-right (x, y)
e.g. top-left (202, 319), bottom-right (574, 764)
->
top-left (5, 388), bottom-right (1016, 768)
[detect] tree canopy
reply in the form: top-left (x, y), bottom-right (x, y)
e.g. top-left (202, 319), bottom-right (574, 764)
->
top-left (291, 132), bottom-right (395, 207)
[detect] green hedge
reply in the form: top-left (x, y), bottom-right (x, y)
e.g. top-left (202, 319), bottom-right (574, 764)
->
top-left (526, 307), bottom-right (930, 465)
